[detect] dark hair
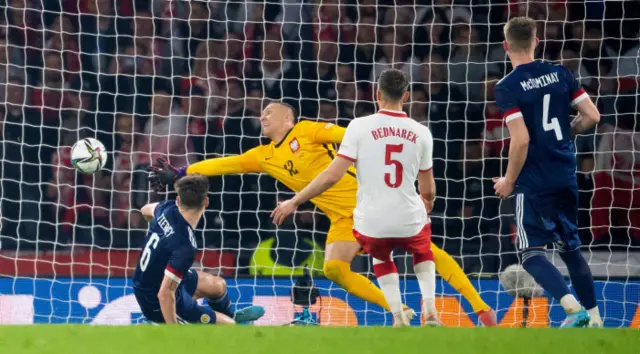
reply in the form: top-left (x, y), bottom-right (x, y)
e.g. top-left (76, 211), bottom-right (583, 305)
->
top-left (174, 174), bottom-right (209, 210)
top-left (504, 17), bottom-right (537, 52)
top-left (274, 100), bottom-right (298, 122)
top-left (378, 69), bottom-right (409, 102)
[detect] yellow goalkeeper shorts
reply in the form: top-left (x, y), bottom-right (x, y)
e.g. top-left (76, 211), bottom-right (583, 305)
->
top-left (326, 216), bottom-right (357, 244)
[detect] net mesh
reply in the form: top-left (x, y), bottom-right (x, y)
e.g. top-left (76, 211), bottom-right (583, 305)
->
top-left (0, 0), bottom-right (639, 327)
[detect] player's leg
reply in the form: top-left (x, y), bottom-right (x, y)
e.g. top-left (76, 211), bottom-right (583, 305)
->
top-left (372, 254), bottom-right (408, 327)
top-left (405, 226), bottom-right (438, 326)
top-left (323, 217), bottom-right (391, 310)
top-left (515, 193), bottom-right (588, 327)
top-left (191, 270), bottom-right (265, 323)
top-left (430, 244), bottom-right (496, 326)
top-left (555, 191), bottom-right (602, 327)
top-left (175, 286), bottom-right (234, 325)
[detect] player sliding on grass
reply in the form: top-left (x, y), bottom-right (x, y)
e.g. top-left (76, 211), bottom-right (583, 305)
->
top-left (273, 69), bottom-right (438, 327)
top-left (133, 174), bottom-right (265, 324)
top-left (149, 103), bottom-right (497, 327)
top-left (493, 17), bottom-right (602, 327)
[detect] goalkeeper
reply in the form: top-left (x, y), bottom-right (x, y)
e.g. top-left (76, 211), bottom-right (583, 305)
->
top-left (149, 102), bottom-right (497, 326)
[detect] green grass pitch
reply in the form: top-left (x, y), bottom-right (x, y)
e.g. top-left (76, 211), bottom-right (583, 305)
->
top-left (0, 326), bottom-right (637, 354)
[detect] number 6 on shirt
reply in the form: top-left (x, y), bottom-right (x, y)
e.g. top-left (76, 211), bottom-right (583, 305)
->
top-left (384, 144), bottom-right (404, 188)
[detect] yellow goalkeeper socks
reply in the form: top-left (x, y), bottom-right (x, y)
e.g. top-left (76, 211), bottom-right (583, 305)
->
top-left (323, 259), bottom-right (391, 310)
top-left (432, 245), bottom-right (491, 313)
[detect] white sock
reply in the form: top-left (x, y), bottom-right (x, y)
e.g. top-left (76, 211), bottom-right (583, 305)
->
top-left (375, 269), bottom-right (403, 316)
top-left (560, 294), bottom-right (581, 314)
top-left (587, 306), bottom-right (602, 323)
top-left (414, 260), bottom-right (437, 314)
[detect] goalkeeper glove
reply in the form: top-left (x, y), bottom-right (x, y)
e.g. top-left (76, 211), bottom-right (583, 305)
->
top-left (147, 158), bottom-right (187, 192)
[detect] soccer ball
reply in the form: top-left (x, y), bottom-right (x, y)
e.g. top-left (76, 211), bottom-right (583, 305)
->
top-left (71, 138), bottom-right (108, 174)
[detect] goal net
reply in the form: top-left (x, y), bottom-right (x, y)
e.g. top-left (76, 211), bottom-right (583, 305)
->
top-left (0, 0), bottom-right (638, 327)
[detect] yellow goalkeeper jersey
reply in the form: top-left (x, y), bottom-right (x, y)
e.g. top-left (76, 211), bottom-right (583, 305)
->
top-left (187, 120), bottom-right (357, 220)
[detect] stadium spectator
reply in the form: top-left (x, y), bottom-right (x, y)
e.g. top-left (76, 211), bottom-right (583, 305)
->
top-left (338, 80), bottom-right (373, 123)
top-left (132, 10), bottom-right (168, 76)
top-left (346, 14), bottom-right (376, 83)
top-left (78, 0), bottom-right (118, 79)
top-left (406, 87), bottom-right (428, 124)
top-left (180, 1), bottom-right (214, 60)
top-left (449, 25), bottom-right (495, 99)
top-left (0, 38), bottom-right (25, 103)
top-left (311, 0), bottom-right (356, 45)
top-left (246, 31), bottom-right (300, 108)
top-left (62, 77), bottom-right (95, 133)
top-left (482, 72), bottom-right (510, 158)
top-left (45, 16), bottom-right (81, 77)
top-left (310, 32), bottom-right (340, 110)
top-left (0, 77), bottom-right (41, 245)
top-left (47, 121), bottom-right (109, 245)
top-left (413, 10), bottom-right (450, 59)
top-left (370, 31), bottom-right (421, 84)
top-left (137, 88), bottom-right (195, 168)
top-left (591, 94), bottom-right (640, 243)
top-left (111, 113), bottom-right (144, 231)
top-left (32, 51), bottom-right (67, 122)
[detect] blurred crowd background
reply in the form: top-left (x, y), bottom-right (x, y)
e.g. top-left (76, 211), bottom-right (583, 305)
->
top-left (0, 0), bottom-right (638, 275)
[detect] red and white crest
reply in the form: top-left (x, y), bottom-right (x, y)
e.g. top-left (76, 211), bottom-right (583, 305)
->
top-left (289, 138), bottom-right (300, 153)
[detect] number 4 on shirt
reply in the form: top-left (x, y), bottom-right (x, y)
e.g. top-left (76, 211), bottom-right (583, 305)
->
top-left (542, 93), bottom-right (563, 141)
top-left (384, 144), bottom-right (404, 188)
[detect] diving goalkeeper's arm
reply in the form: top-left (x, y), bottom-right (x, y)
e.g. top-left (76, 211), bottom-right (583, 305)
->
top-left (148, 149), bottom-right (262, 191)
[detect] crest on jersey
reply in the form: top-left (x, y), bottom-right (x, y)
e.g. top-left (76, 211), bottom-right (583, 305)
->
top-left (289, 138), bottom-right (300, 153)
top-left (200, 314), bottom-right (211, 323)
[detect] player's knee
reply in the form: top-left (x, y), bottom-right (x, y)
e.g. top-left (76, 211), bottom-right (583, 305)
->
top-left (323, 260), bottom-right (347, 283)
top-left (197, 271), bottom-right (227, 298)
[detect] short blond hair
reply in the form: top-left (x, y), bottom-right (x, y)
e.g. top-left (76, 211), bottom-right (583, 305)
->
top-left (504, 17), bottom-right (537, 52)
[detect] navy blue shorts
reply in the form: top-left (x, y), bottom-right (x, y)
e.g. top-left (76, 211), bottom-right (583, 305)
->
top-left (514, 188), bottom-right (581, 251)
top-left (134, 269), bottom-right (217, 324)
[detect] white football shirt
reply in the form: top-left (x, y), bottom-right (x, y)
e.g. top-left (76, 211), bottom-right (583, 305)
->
top-left (337, 109), bottom-right (434, 238)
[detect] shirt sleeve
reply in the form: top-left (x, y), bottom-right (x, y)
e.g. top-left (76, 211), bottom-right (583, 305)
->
top-left (336, 120), bottom-right (359, 162)
top-left (494, 83), bottom-right (522, 123)
top-left (419, 127), bottom-right (434, 172)
top-left (153, 200), bottom-right (174, 218)
top-left (186, 147), bottom-right (263, 175)
top-left (164, 243), bottom-right (195, 284)
top-left (564, 67), bottom-right (589, 106)
top-left (301, 120), bottom-right (346, 144)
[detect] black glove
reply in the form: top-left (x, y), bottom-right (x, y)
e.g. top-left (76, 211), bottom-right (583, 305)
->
top-left (147, 158), bottom-right (186, 192)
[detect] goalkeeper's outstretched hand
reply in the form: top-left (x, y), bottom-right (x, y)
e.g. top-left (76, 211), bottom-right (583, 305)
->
top-left (147, 158), bottom-right (186, 192)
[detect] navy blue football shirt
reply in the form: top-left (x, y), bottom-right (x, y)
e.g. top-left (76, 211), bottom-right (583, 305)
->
top-left (495, 60), bottom-right (589, 193)
top-left (133, 200), bottom-right (197, 294)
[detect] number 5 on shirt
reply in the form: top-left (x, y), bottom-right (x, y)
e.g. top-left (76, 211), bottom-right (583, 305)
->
top-left (384, 144), bottom-right (404, 188)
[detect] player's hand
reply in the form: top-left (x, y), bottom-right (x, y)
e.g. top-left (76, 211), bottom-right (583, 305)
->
top-left (421, 196), bottom-right (434, 214)
top-left (147, 158), bottom-right (186, 192)
top-left (271, 199), bottom-right (299, 225)
top-left (492, 177), bottom-right (514, 199)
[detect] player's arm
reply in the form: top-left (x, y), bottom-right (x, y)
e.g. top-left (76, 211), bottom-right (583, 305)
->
top-left (158, 244), bottom-right (194, 324)
top-left (148, 148), bottom-right (263, 190)
top-left (563, 67), bottom-right (600, 135)
top-left (157, 274), bottom-right (180, 324)
top-left (503, 118), bottom-right (530, 185)
top-left (417, 128), bottom-right (435, 212)
top-left (494, 83), bottom-right (529, 197)
top-left (303, 120), bottom-right (346, 145)
top-left (140, 203), bottom-right (159, 222)
top-left (571, 94), bottom-right (600, 135)
top-left (271, 121), bottom-right (359, 224)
